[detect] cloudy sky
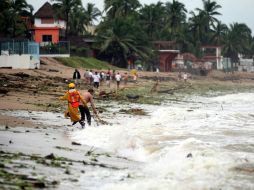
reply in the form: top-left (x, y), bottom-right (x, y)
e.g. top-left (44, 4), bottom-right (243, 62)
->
top-left (27, 0), bottom-right (254, 34)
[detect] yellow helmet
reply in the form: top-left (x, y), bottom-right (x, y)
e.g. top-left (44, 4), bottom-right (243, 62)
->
top-left (68, 83), bottom-right (75, 88)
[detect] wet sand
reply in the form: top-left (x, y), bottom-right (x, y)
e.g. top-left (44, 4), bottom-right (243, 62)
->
top-left (0, 114), bottom-right (139, 189)
top-left (1, 57), bottom-right (254, 189)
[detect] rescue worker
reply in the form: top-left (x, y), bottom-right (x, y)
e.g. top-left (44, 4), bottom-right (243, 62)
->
top-left (59, 83), bottom-right (87, 128)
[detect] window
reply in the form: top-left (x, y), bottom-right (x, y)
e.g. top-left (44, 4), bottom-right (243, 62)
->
top-left (42, 35), bottom-right (52, 42)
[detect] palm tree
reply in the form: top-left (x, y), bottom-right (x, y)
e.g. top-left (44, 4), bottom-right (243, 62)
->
top-left (164, 0), bottom-right (187, 40)
top-left (173, 23), bottom-right (194, 53)
top-left (69, 5), bottom-right (86, 35)
top-left (195, 0), bottom-right (222, 44)
top-left (96, 16), bottom-right (151, 67)
top-left (139, 2), bottom-right (165, 40)
top-left (4, 0), bottom-right (32, 37)
top-left (197, 0), bottom-right (221, 27)
top-left (51, 0), bottom-right (82, 38)
top-left (188, 11), bottom-right (207, 57)
top-left (210, 21), bottom-right (228, 45)
top-left (222, 23), bottom-right (252, 64)
top-left (84, 3), bottom-right (101, 26)
top-left (104, 0), bottom-right (140, 19)
top-left (0, 0), bottom-right (10, 36)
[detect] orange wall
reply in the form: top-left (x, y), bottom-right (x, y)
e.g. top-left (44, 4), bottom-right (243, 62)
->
top-left (34, 29), bottom-right (59, 43)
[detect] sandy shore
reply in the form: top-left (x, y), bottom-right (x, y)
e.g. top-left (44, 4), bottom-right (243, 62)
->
top-left (0, 110), bottom-right (140, 189)
top-left (1, 57), bottom-right (254, 189)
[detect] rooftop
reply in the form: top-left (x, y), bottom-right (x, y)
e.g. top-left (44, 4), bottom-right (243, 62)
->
top-left (34, 2), bottom-right (56, 19)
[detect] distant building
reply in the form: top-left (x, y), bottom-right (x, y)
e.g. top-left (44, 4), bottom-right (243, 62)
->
top-left (153, 41), bottom-right (180, 72)
top-left (33, 2), bottom-right (66, 44)
top-left (201, 45), bottom-right (223, 69)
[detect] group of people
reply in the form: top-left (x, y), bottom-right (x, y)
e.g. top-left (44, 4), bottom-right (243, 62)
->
top-left (73, 69), bottom-right (131, 90)
top-left (59, 83), bottom-right (98, 128)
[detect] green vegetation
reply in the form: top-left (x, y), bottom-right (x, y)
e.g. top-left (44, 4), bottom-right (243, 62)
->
top-left (55, 57), bottom-right (119, 70)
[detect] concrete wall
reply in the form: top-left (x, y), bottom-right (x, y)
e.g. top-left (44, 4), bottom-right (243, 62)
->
top-left (238, 65), bottom-right (254, 72)
top-left (238, 58), bottom-right (254, 72)
top-left (0, 54), bottom-right (40, 69)
top-left (239, 58), bottom-right (254, 66)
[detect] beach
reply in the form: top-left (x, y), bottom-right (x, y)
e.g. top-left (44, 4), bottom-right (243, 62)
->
top-left (1, 58), bottom-right (254, 189)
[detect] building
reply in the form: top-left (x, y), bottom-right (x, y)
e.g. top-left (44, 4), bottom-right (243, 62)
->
top-left (33, 2), bottom-right (66, 44)
top-left (153, 41), bottom-right (180, 72)
top-left (201, 45), bottom-right (223, 69)
top-left (0, 40), bottom-right (40, 69)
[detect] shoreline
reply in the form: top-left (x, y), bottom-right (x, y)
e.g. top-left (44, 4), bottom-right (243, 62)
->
top-left (0, 110), bottom-right (140, 189)
top-left (1, 58), bottom-right (254, 189)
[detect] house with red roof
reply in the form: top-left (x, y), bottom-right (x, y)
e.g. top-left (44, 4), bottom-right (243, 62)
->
top-left (33, 2), bottom-right (66, 44)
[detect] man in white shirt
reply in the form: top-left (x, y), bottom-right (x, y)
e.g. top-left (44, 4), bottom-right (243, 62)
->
top-left (115, 72), bottom-right (121, 89)
top-left (92, 71), bottom-right (100, 89)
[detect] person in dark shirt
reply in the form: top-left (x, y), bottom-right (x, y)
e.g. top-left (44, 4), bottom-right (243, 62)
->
top-left (73, 69), bottom-right (81, 86)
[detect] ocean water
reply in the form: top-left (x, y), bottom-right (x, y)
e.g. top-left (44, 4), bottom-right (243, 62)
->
top-left (70, 93), bottom-right (254, 190)
top-left (2, 93), bottom-right (254, 189)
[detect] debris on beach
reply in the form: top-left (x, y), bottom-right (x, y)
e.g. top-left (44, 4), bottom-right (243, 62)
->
top-left (72, 142), bottom-right (81, 146)
top-left (119, 108), bottom-right (147, 115)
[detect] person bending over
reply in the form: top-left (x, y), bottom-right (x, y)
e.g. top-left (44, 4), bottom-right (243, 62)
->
top-left (79, 88), bottom-right (98, 126)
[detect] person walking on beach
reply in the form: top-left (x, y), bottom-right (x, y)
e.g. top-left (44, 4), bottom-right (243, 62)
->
top-left (131, 69), bottom-right (138, 83)
top-left (79, 88), bottom-right (98, 126)
top-left (133, 73), bottom-right (138, 83)
top-left (105, 69), bottom-right (111, 87)
top-left (92, 71), bottom-right (100, 89)
top-left (59, 83), bottom-right (87, 128)
top-left (115, 72), bottom-right (121, 89)
top-left (183, 72), bottom-right (188, 83)
top-left (73, 69), bottom-right (81, 87)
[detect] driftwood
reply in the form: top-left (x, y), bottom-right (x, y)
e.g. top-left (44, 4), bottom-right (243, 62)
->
top-left (119, 108), bottom-right (147, 115)
top-left (157, 85), bottom-right (189, 94)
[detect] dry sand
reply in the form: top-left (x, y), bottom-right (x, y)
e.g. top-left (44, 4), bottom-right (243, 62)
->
top-left (1, 57), bottom-right (254, 189)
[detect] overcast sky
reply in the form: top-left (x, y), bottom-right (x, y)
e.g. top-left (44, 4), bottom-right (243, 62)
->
top-left (27, 0), bottom-right (254, 35)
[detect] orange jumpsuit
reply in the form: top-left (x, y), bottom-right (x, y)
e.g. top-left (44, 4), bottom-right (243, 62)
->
top-left (59, 89), bottom-right (87, 122)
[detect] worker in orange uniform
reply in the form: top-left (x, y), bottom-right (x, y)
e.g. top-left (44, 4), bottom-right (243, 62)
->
top-left (59, 83), bottom-right (87, 128)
